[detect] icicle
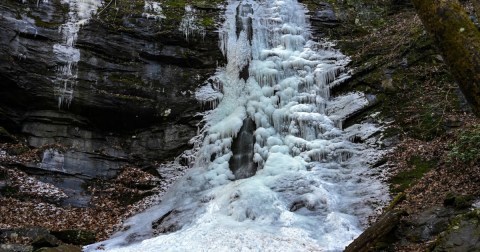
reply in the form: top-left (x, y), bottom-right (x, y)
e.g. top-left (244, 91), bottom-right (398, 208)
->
top-left (85, 0), bottom-right (390, 251)
top-left (179, 5), bottom-right (206, 40)
top-left (53, 0), bottom-right (102, 108)
top-left (143, 1), bottom-right (165, 20)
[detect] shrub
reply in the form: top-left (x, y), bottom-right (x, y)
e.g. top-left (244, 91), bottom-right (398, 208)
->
top-left (448, 126), bottom-right (480, 165)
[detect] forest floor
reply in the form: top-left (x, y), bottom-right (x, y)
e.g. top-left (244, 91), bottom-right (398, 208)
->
top-left (0, 142), bottom-right (188, 249)
top-left (333, 2), bottom-right (480, 251)
top-left (0, 157), bottom-right (178, 242)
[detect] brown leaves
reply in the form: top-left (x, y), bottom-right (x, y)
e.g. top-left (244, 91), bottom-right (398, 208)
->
top-left (0, 165), bottom-right (164, 241)
top-left (386, 121), bottom-right (480, 251)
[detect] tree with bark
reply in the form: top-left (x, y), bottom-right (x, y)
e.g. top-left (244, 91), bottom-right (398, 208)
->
top-left (411, 0), bottom-right (480, 116)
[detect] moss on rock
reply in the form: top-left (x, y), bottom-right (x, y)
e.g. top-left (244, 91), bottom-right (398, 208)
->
top-left (429, 209), bottom-right (480, 251)
top-left (444, 192), bottom-right (475, 210)
top-left (390, 156), bottom-right (436, 193)
top-left (95, 0), bottom-right (223, 33)
top-left (50, 230), bottom-right (96, 245)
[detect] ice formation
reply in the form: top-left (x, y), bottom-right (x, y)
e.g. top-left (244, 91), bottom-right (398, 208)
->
top-left (179, 5), bottom-right (206, 40)
top-left (85, 0), bottom-right (389, 251)
top-left (52, 0), bottom-right (102, 108)
top-left (143, 0), bottom-right (165, 20)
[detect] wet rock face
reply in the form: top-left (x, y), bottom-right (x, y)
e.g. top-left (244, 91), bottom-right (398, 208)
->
top-left (0, 0), bottom-right (223, 206)
top-left (72, 19), bottom-right (220, 131)
top-left (0, 0), bottom-right (223, 127)
top-left (400, 207), bottom-right (456, 243)
top-left (229, 118), bottom-right (257, 180)
top-left (389, 206), bottom-right (480, 251)
top-left (308, 2), bottom-right (340, 37)
top-left (151, 210), bottom-right (184, 235)
top-left (311, 3), bottom-right (338, 26)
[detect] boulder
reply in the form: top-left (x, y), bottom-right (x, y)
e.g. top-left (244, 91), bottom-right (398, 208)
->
top-left (50, 230), bottom-right (96, 246)
top-left (431, 209), bottom-right (480, 251)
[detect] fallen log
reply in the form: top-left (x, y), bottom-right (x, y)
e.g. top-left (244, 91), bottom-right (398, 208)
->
top-left (344, 210), bottom-right (405, 252)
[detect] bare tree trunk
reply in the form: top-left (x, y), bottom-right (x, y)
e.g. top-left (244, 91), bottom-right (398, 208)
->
top-left (411, 0), bottom-right (480, 116)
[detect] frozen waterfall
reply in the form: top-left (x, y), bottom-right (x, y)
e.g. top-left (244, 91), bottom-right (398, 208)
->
top-left (52, 0), bottom-right (102, 108)
top-left (85, 0), bottom-right (389, 251)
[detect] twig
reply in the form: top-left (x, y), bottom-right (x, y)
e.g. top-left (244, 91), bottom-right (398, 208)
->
top-left (97, 0), bottom-right (114, 16)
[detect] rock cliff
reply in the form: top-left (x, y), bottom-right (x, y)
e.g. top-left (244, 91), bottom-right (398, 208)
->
top-left (0, 0), bottom-right (223, 206)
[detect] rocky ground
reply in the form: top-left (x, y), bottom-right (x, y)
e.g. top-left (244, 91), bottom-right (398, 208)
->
top-left (1, 0), bottom-right (480, 251)
top-left (0, 139), bottom-right (189, 251)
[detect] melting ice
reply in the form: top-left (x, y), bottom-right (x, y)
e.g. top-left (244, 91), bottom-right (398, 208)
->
top-left (86, 0), bottom-right (388, 251)
top-left (52, 0), bottom-right (102, 107)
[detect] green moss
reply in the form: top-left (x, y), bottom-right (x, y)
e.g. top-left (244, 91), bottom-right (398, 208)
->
top-left (164, 0), bottom-right (187, 8)
top-left (383, 55), bottom-right (455, 141)
top-left (95, 0), bottom-right (223, 33)
top-left (444, 192), bottom-right (474, 210)
top-left (387, 192), bottom-right (406, 210)
top-left (301, 0), bottom-right (390, 30)
top-left (390, 156), bottom-right (436, 193)
top-left (448, 210), bottom-right (477, 229)
top-left (465, 209), bottom-right (480, 221)
top-left (95, 0), bottom-right (145, 30)
top-left (193, 0), bottom-right (224, 9)
top-left (335, 40), bottom-right (363, 57)
top-left (200, 16), bottom-right (215, 28)
top-left (412, 0), bottom-right (480, 116)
